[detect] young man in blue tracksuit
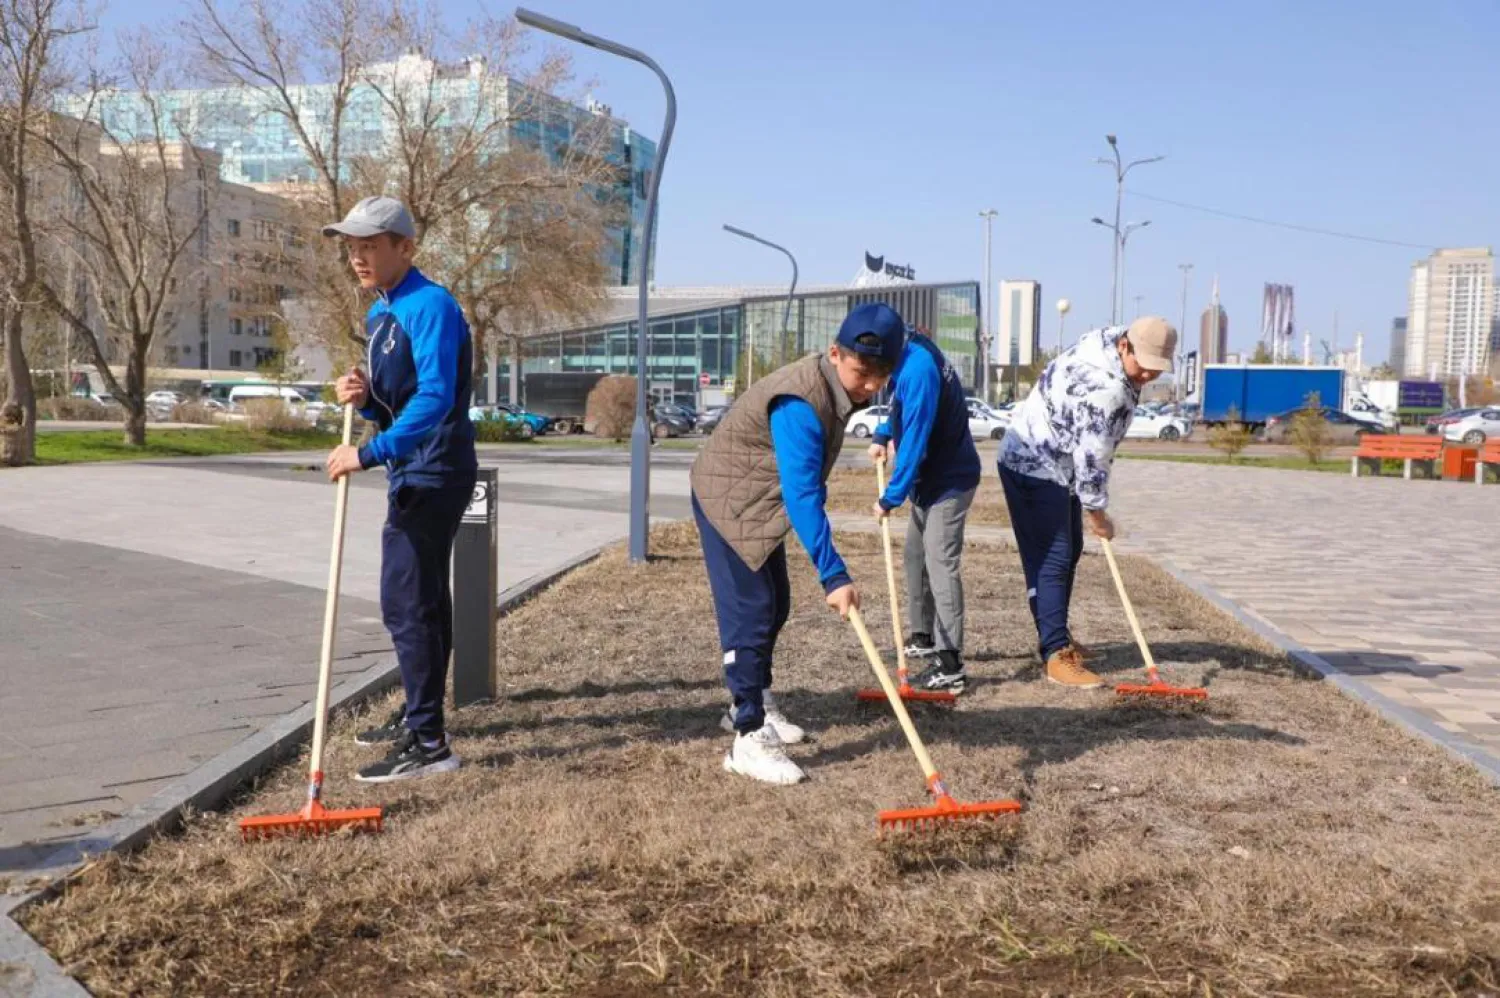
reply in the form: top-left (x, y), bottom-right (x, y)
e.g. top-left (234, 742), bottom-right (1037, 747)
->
top-left (690, 303), bottom-right (902, 786)
top-left (868, 326), bottom-right (982, 693)
top-left (322, 195), bottom-right (478, 783)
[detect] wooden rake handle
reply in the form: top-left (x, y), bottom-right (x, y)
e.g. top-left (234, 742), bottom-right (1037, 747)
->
top-left (306, 403), bottom-right (355, 791)
top-left (874, 457), bottom-right (908, 682)
top-left (848, 606), bottom-right (941, 786)
top-left (1099, 536), bottom-right (1158, 678)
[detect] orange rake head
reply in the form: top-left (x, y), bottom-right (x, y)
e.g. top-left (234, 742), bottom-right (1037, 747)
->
top-left (1114, 679), bottom-right (1208, 701)
top-left (879, 794), bottom-right (1023, 833)
top-left (239, 798), bottom-right (384, 842)
top-left (855, 684), bottom-right (958, 705)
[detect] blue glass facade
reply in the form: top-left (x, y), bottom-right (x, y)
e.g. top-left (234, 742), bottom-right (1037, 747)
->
top-left (70, 63), bottom-right (657, 286)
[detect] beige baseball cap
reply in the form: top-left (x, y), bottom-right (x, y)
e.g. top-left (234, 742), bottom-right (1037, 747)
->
top-left (1125, 316), bottom-right (1178, 372)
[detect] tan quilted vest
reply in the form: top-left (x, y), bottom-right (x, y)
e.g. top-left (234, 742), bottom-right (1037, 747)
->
top-left (691, 354), bottom-right (854, 571)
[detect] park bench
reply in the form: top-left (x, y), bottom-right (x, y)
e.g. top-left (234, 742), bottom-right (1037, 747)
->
top-left (1478, 439), bottom-right (1500, 485)
top-left (1351, 435), bottom-right (1443, 480)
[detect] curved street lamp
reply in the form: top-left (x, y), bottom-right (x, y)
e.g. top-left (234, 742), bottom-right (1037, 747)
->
top-left (515, 8), bottom-right (676, 566)
top-left (722, 224), bottom-right (798, 388)
top-left (1094, 135), bottom-right (1164, 324)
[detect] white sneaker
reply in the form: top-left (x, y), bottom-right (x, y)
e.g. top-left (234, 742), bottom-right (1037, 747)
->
top-left (718, 690), bottom-right (806, 745)
top-left (722, 725), bottom-right (806, 786)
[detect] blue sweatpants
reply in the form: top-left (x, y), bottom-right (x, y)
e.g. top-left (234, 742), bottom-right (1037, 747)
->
top-left (692, 493), bottom-right (791, 734)
top-left (998, 464), bottom-right (1083, 660)
top-left (381, 483), bottom-right (471, 740)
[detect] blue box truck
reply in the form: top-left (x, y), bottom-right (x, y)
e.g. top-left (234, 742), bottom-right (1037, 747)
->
top-left (1201, 365), bottom-right (1346, 427)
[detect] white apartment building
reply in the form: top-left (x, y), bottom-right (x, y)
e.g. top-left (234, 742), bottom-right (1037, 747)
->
top-left (1404, 248), bottom-right (1495, 379)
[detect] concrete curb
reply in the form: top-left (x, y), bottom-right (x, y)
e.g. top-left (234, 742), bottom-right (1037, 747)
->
top-left (1148, 552), bottom-right (1500, 787)
top-left (0, 543), bottom-right (612, 998)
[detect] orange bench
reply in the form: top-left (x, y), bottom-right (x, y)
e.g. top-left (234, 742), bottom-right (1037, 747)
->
top-left (1351, 435), bottom-right (1443, 480)
top-left (1479, 440), bottom-right (1500, 485)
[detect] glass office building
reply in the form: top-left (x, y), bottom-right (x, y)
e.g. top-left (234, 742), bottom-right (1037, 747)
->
top-left (492, 281), bottom-right (980, 406)
top-left (66, 57), bottom-right (657, 286)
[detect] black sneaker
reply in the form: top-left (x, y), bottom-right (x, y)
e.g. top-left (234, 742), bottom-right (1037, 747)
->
top-left (354, 705), bottom-right (407, 746)
top-left (904, 632), bottom-right (938, 659)
top-left (913, 651), bottom-right (967, 694)
top-left (355, 731), bottom-right (461, 784)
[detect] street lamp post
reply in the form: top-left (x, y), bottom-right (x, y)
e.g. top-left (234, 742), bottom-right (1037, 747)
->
top-left (1176, 263), bottom-right (1192, 401)
top-left (979, 209), bottom-right (997, 402)
top-left (1095, 135), bottom-right (1163, 324)
top-left (722, 224), bottom-right (797, 390)
top-left (516, 8), bottom-right (676, 566)
top-left (1056, 298), bottom-right (1071, 355)
top-left (1117, 219), bottom-right (1150, 325)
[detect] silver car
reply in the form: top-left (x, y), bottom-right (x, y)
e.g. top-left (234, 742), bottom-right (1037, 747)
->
top-left (1443, 407), bottom-right (1500, 445)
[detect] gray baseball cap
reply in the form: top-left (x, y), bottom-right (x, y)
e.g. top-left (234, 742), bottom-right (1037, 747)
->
top-left (321, 195), bottom-right (416, 240)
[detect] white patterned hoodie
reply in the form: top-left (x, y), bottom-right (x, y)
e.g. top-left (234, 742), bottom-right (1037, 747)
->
top-left (999, 327), bottom-right (1139, 511)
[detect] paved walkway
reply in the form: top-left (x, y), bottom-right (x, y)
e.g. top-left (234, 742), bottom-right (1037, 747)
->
top-left (0, 452), bottom-right (692, 877)
top-left (1109, 460), bottom-right (1500, 767)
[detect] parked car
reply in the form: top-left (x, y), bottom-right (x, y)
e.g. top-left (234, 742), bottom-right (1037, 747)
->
top-left (1125, 407), bottom-right (1194, 441)
top-left (1426, 407), bottom-right (1482, 435)
top-left (649, 403), bottom-right (693, 440)
top-left (654, 401), bottom-right (699, 432)
top-left (494, 402), bottom-right (552, 435)
top-left (469, 404), bottom-right (536, 438)
top-left (146, 390), bottom-right (185, 408)
top-left (1261, 405), bottom-right (1388, 444)
top-left (698, 404), bottom-right (730, 434)
top-left (845, 405), bottom-right (891, 439)
top-left (1440, 407), bottom-right (1500, 445)
top-left (966, 400), bottom-right (1010, 440)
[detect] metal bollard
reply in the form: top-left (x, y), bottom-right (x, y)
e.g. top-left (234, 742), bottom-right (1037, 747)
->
top-left (452, 467), bottom-right (498, 708)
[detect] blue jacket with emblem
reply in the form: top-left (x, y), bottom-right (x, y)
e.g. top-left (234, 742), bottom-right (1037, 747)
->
top-left (873, 333), bottom-right (981, 509)
top-left (355, 267), bottom-right (478, 491)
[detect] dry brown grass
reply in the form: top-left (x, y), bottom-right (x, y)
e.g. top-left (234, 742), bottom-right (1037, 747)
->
top-left (826, 467), bottom-right (1011, 527)
top-left (23, 525), bottom-right (1500, 997)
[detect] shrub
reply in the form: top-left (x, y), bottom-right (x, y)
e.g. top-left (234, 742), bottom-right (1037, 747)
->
top-left (38, 396), bottom-right (109, 421)
top-left (1288, 391), bottom-right (1333, 465)
top-left (242, 397), bottom-right (306, 433)
top-left (1208, 405), bottom-right (1251, 462)
top-left (474, 417), bottom-right (531, 443)
top-left (171, 400), bottom-right (223, 425)
top-left (587, 375), bottom-right (636, 442)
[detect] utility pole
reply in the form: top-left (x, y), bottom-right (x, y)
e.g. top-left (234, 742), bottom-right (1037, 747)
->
top-left (1132, 294), bottom-right (1145, 320)
top-left (1177, 263), bottom-right (1192, 401)
top-left (979, 209), bottom-right (997, 402)
top-left (1094, 135), bottom-right (1164, 325)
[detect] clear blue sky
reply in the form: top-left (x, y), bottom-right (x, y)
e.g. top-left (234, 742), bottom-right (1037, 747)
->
top-left (108, 0), bottom-right (1500, 359)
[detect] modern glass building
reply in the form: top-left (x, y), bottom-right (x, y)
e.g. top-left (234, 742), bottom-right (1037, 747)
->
top-left (65, 55), bottom-right (657, 286)
top-left (487, 281), bottom-right (981, 407)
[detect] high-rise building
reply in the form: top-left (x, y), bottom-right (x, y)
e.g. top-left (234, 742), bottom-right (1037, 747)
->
top-left (995, 280), bottom-right (1041, 369)
top-left (1404, 248), bottom-right (1495, 378)
top-left (67, 54), bottom-right (657, 287)
top-left (1389, 317), bottom-right (1407, 374)
top-left (1199, 298), bottom-right (1228, 365)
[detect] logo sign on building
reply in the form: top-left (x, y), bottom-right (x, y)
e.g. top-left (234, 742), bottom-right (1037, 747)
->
top-left (853, 253), bottom-right (917, 288)
top-left (996, 280), bottom-right (1041, 367)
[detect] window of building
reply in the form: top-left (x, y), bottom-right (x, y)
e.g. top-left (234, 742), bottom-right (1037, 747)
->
top-left (232, 318), bottom-right (243, 336)
top-left (230, 349), bottom-right (243, 366)
top-left (227, 219), bottom-right (241, 237)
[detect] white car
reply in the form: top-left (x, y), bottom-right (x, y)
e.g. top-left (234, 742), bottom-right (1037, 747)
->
top-left (1345, 396), bottom-right (1398, 431)
top-left (966, 400), bottom-right (1010, 440)
top-left (146, 390), bottom-right (185, 407)
top-left (1125, 407), bottom-right (1193, 441)
top-left (1442, 407), bottom-right (1500, 445)
top-left (845, 405), bottom-right (890, 439)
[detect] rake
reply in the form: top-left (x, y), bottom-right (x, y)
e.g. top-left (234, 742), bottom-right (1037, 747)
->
top-left (240, 404), bottom-right (384, 841)
top-left (1100, 537), bottom-right (1208, 702)
top-left (855, 457), bottom-right (957, 705)
top-left (848, 607), bottom-right (1021, 831)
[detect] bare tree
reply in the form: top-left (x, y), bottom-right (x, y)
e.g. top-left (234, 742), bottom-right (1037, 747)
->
top-left (0, 0), bottom-right (90, 465)
top-left (32, 37), bottom-right (215, 445)
top-left (186, 0), bottom-right (620, 386)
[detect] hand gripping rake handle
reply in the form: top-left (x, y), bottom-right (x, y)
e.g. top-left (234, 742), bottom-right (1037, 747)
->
top-left (874, 457), bottom-right (909, 686)
top-left (848, 606), bottom-right (953, 802)
top-left (1099, 536), bottom-right (1159, 684)
top-left (305, 403), bottom-right (355, 804)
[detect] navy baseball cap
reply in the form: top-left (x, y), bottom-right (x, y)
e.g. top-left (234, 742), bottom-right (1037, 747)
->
top-left (835, 303), bottom-right (905, 367)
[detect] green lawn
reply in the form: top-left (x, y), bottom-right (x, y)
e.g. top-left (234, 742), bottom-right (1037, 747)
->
top-left (32, 427), bottom-right (338, 466)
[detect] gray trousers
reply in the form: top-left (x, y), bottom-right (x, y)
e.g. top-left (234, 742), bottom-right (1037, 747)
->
top-left (904, 488), bottom-right (975, 653)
